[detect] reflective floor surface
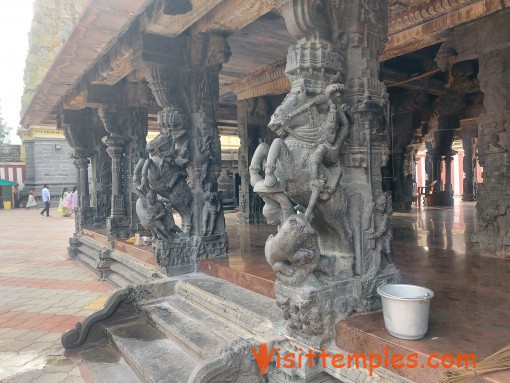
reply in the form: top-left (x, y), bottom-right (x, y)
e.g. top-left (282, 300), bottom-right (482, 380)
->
top-left (203, 201), bottom-right (510, 382)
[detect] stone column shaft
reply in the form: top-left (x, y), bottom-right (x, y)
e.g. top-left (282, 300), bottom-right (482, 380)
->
top-left (462, 137), bottom-right (475, 201)
top-left (105, 143), bottom-right (125, 218)
top-left (444, 155), bottom-right (454, 193)
top-left (75, 156), bottom-right (90, 208)
top-left (472, 44), bottom-right (510, 254)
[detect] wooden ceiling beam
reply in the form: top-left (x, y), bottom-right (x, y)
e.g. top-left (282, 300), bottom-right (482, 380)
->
top-left (194, 0), bottom-right (275, 33)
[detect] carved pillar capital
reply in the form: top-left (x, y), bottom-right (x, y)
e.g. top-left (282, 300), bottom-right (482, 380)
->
top-left (59, 108), bottom-right (99, 153)
top-left (277, 0), bottom-right (330, 41)
top-left (435, 92), bottom-right (465, 116)
top-left (191, 33), bottom-right (231, 69)
top-left (104, 141), bottom-right (125, 158)
top-left (145, 64), bottom-right (181, 109)
top-left (73, 156), bottom-right (91, 168)
top-left (98, 105), bottom-right (128, 138)
top-left (393, 90), bottom-right (427, 115)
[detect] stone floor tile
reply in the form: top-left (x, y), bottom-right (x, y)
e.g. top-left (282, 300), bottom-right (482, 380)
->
top-left (61, 376), bottom-right (86, 383)
top-left (2, 369), bottom-right (45, 383)
top-left (31, 372), bottom-right (69, 383)
top-left (0, 210), bottom-right (114, 382)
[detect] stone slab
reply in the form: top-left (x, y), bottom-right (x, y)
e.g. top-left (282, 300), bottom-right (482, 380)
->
top-left (81, 344), bottom-right (141, 383)
top-left (108, 321), bottom-right (198, 383)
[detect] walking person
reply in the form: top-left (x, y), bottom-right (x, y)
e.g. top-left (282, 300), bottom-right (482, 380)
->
top-left (58, 187), bottom-right (70, 217)
top-left (26, 188), bottom-right (37, 208)
top-left (68, 186), bottom-right (78, 216)
top-left (40, 185), bottom-right (51, 217)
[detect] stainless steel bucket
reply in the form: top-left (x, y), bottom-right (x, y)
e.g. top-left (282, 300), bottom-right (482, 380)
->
top-left (377, 284), bottom-right (434, 340)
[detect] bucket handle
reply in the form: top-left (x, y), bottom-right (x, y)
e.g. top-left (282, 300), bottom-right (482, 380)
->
top-left (421, 293), bottom-right (431, 303)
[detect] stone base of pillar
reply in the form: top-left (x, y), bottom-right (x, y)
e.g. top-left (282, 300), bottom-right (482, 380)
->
top-left (462, 194), bottom-right (476, 202)
top-left (68, 235), bottom-right (80, 260)
top-left (153, 233), bottom-right (229, 276)
top-left (106, 217), bottom-right (131, 241)
top-left (97, 249), bottom-right (113, 280)
top-left (237, 212), bottom-right (266, 225)
top-left (472, 234), bottom-right (510, 256)
top-left (392, 201), bottom-right (412, 212)
top-left (275, 264), bottom-right (401, 350)
top-left (236, 212), bottom-right (252, 225)
top-left (76, 207), bottom-right (96, 233)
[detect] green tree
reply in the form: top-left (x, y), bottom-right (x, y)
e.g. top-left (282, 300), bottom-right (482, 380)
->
top-left (0, 104), bottom-right (12, 144)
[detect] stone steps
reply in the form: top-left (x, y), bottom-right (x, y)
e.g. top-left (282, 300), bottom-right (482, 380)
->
top-left (76, 246), bottom-right (99, 272)
top-left (108, 320), bottom-right (198, 383)
top-left (69, 275), bottom-right (282, 383)
top-left (109, 262), bottom-right (151, 286)
top-left (107, 270), bottom-right (134, 288)
top-left (73, 234), bottom-right (164, 287)
top-left (144, 297), bottom-right (244, 360)
top-left (80, 343), bottom-right (141, 383)
top-left (175, 277), bottom-right (280, 335)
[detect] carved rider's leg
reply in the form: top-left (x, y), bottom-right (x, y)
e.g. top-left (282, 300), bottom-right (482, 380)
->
top-left (202, 211), bottom-right (210, 236)
top-left (265, 138), bottom-right (289, 187)
top-left (305, 144), bottom-right (328, 218)
top-left (155, 223), bottom-right (171, 241)
top-left (320, 166), bottom-right (343, 202)
top-left (249, 143), bottom-right (269, 187)
top-left (168, 173), bottom-right (185, 191)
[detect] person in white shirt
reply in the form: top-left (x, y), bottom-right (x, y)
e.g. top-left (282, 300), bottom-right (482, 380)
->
top-left (40, 185), bottom-right (51, 217)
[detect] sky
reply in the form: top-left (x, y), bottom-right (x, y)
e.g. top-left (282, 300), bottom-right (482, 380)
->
top-left (0, 1), bottom-right (34, 144)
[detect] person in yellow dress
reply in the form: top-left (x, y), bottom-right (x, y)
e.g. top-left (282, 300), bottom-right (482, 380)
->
top-left (58, 187), bottom-right (70, 217)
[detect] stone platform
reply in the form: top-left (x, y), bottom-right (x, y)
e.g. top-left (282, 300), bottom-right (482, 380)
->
top-left (78, 203), bottom-right (510, 382)
top-left (204, 205), bottom-right (510, 382)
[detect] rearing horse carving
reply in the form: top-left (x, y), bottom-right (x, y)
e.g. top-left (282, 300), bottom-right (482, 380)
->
top-left (250, 79), bottom-right (354, 267)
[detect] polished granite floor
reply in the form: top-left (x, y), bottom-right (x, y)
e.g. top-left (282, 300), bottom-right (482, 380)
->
top-left (203, 201), bottom-right (510, 382)
top-left (86, 201), bottom-right (510, 381)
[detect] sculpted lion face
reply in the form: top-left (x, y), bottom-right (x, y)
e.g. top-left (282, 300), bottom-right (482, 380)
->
top-left (279, 214), bottom-right (316, 243)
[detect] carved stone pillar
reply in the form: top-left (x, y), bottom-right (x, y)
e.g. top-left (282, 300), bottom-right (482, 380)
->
top-left (426, 149), bottom-right (442, 190)
top-left (437, 11), bottom-right (510, 253)
top-left (389, 91), bottom-right (425, 212)
top-left (444, 154), bottom-right (454, 193)
top-left (247, 0), bottom-right (400, 354)
top-left (73, 154), bottom-right (90, 208)
top-left (133, 33), bottom-right (230, 274)
top-left (90, 137), bottom-right (112, 228)
top-left (461, 135), bottom-right (476, 201)
top-left (472, 46), bottom-right (510, 254)
top-left (125, 108), bottom-right (148, 233)
top-left (237, 97), bottom-right (271, 225)
top-left (99, 105), bottom-right (130, 240)
top-left (237, 99), bottom-right (254, 225)
top-left (59, 108), bottom-right (99, 235)
top-left (425, 93), bottom-right (464, 200)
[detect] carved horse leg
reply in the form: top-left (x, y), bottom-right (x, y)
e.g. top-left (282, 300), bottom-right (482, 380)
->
top-left (264, 138), bottom-right (290, 187)
top-left (271, 261), bottom-right (297, 276)
top-left (249, 143), bottom-right (269, 187)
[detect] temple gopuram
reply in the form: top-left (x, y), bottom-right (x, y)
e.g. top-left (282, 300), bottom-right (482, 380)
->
top-left (20, 1), bottom-right (510, 382)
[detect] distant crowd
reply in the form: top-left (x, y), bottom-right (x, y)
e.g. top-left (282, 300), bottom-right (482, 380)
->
top-left (25, 185), bottom-right (78, 217)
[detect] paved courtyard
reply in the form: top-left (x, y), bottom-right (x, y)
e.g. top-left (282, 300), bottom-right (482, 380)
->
top-left (0, 207), bottom-right (115, 383)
